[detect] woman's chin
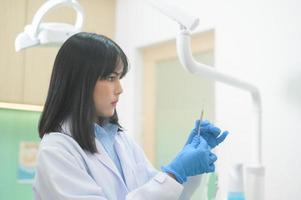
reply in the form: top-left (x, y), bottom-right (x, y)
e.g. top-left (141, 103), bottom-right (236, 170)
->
top-left (97, 108), bottom-right (115, 118)
top-left (105, 111), bottom-right (115, 118)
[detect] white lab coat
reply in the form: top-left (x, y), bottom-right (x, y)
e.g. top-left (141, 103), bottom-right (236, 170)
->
top-left (33, 120), bottom-right (202, 200)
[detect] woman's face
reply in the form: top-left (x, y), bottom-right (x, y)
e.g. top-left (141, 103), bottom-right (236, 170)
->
top-left (93, 61), bottom-right (124, 118)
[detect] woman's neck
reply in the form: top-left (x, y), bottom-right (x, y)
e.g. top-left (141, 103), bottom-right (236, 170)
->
top-left (95, 117), bottom-right (110, 126)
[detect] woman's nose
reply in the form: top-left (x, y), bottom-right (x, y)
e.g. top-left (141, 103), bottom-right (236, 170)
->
top-left (115, 79), bottom-right (123, 95)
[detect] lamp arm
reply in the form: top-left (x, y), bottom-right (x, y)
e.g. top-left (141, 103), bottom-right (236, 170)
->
top-left (145, 0), bottom-right (199, 31)
top-left (176, 29), bottom-right (263, 165)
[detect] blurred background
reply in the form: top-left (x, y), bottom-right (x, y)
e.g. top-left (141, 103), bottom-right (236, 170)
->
top-left (0, 0), bottom-right (300, 199)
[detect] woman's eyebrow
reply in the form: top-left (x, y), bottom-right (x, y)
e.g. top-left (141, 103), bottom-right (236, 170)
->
top-left (112, 71), bottom-right (122, 75)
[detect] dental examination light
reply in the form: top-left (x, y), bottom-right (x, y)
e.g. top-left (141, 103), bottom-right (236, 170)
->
top-left (146, 1), bottom-right (264, 200)
top-left (15, 0), bottom-right (84, 52)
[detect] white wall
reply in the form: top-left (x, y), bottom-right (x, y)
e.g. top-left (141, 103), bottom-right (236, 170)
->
top-left (115, 0), bottom-right (301, 199)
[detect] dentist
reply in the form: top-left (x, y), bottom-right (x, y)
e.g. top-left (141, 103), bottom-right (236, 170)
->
top-left (34, 32), bottom-right (228, 200)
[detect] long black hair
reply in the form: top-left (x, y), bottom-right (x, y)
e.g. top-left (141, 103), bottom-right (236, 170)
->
top-left (38, 32), bottom-right (129, 153)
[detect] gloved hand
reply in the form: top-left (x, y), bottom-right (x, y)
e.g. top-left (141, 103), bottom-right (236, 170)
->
top-left (161, 135), bottom-right (217, 184)
top-left (185, 119), bottom-right (229, 149)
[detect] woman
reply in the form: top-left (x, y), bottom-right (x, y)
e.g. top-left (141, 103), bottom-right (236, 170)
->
top-left (33, 32), bottom-right (228, 200)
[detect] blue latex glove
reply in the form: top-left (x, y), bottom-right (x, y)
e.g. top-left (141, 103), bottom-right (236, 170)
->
top-left (161, 135), bottom-right (217, 184)
top-left (185, 119), bottom-right (229, 149)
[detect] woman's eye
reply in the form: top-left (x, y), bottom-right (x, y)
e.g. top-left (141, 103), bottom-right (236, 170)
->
top-left (107, 76), bottom-right (116, 81)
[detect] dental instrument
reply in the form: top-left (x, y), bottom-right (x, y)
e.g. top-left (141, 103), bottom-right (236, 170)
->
top-left (198, 109), bottom-right (204, 136)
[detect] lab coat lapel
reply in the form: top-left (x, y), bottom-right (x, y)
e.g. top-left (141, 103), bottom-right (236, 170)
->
top-left (94, 139), bottom-right (128, 191)
top-left (114, 136), bottom-right (137, 191)
top-left (61, 119), bottom-right (129, 191)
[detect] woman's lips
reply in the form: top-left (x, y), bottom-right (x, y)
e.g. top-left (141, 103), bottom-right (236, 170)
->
top-left (111, 101), bottom-right (118, 106)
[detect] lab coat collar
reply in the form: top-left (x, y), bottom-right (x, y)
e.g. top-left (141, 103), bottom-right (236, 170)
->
top-left (93, 122), bottom-right (133, 190)
top-left (60, 118), bottom-right (130, 191)
top-left (60, 117), bottom-right (72, 136)
top-left (94, 139), bottom-right (129, 191)
top-left (60, 117), bottom-right (121, 138)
